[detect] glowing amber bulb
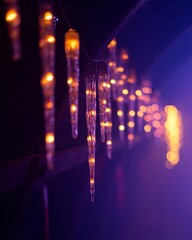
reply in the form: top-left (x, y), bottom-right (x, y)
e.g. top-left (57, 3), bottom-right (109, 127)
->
top-left (119, 125), bottom-right (125, 131)
top-left (130, 95), bottom-right (136, 101)
top-left (71, 104), bottom-right (77, 112)
top-left (144, 124), bottom-right (151, 132)
top-left (46, 133), bottom-right (54, 143)
top-left (135, 89), bottom-right (142, 96)
top-left (122, 89), bottom-right (129, 95)
top-left (118, 80), bottom-right (124, 85)
top-left (142, 87), bottom-right (152, 94)
top-left (44, 11), bottom-right (53, 21)
top-left (46, 101), bottom-right (53, 109)
top-left (152, 120), bottom-right (160, 128)
top-left (102, 99), bottom-right (107, 104)
top-left (117, 110), bottom-right (123, 116)
top-left (117, 96), bottom-right (124, 102)
top-left (47, 35), bottom-right (55, 43)
top-left (129, 110), bottom-right (135, 117)
top-left (137, 111), bottom-right (144, 117)
top-left (65, 29), bottom-right (80, 57)
top-left (67, 77), bottom-right (73, 85)
top-left (140, 105), bottom-right (146, 112)
top-left (127, 77), bottom-right (135, 84)
top-left (108, 38), bottom-right (116, 49)
top-left (128, 121), bottom-right (135, 128)
top-left (121, 74), bottom-right (127, 80)
top-left (89, 158), bottom-right (95, 164)
top-left (90, 178), bottom-right (95, 185)
top-left (6, 9), bottom-right (18, 22)
top-left (41, 72), bottom-right (54, 85)
top-left (106, 108), bottom-right (111, 113)
top-left (110, 79), bottom-right (116, 84)
top-left (116, 67), bottom-right (124, 72)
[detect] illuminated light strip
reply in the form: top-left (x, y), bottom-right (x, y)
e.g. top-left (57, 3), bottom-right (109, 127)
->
top-left (5, 0), bottom-right (21, 60)
top-left (164, 105), bottom-right (183, 168)
top-left (108, 38), bottom-right (117, 99)
top-left (65, 29), bottom-right (80, 139)
top-left (39, 6), bottom-right (56, 170)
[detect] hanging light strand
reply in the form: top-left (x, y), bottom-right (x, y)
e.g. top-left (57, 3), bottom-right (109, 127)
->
top-left (39, 5), bottom-right (56, 170)
top-left (108, 38), bottom-right (118, 99)
top-left (65, 29), bottom-right (80, 139)
top-left (86, 61), bottom-right (97, 202)
top-left (5, 0), bottom-right (21, 60)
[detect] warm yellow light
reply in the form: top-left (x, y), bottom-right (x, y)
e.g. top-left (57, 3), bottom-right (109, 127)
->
top-left (89, 158), bottom-right (95, 164)
top-left (129, 110), bottom-right (135, 117)
top-left (6, 9), bottom-right (18, 22)
top-left (110, 79), bottom-right (116, 84)
top-left (130, 95), bottom-right (136, 101)
top-left (105, 121), bottom-right (112, 127)
top-left (47, 35), bottom-right (55, 43)
top-left (41, 72), bottom-right (54, 85)
top-left (121, 53), bottom-right (129, 60)
top-left (117, 96), bottom-right (124, 102)
top-left (109, 61), bottom-right (116, 67)
top-left (102, 99), bottom-right (107, 104)
top-left (90, 178), bottom-right (95, 185)
top-left (116, 67), bottom-right (124, 72)
top-left (106, 83), bottom-right (111, 89)
top-left (107, 140), bottom-right (112, 145)
top-left (140, 105), bottom-right (146, 112)
top-left (128, 121), bottom-right (135, 128)
top-left (67, 77), bottom-right (73, 85)
top-left (135, 89), bottom-right (142, 96)
top-left (119, 125), bottom-right (125, 131)
top-left (122, 89), bottom-right (129, 95)
top-left (71, 104), bottom-right (77, 112)
top-left (91, 110), bottom-right (96, 116)
top-left (137, 111), bottom-right (144, 117)
top-left (117, 110), bottom-right (123, 117)
top-left (128, 134), bottom-right (134, 141)
top-left (144, 124), bottom-right (151, 132)
top-left (87, 135), bottom-right (92, 141)
top-left (108, 38), bottom-right (116, 49)
top-left (46, 133), bottom-right (54, 143)
top-left (106, 108), bottom-right (111, 113)
top-left (44, 11), bottom-right (53, 21)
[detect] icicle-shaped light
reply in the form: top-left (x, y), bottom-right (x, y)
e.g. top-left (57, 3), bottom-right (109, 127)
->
top-left (127, 76), bottom-right (136, 147)
top-left (164, 105), bottom-right (183, 169)
top-left (39, 5), bottom-right (55, 170)
top-left (116, 70), bottom-right (126, 141)
top-left (108, 38), bottom-right (118, 99)
top-left (5, 0), bottom-right (21, 60)
top-left (86, 61), bottom-right (97, 202)
top-left (65, 29), bottom-right (80, 139)
top-left (98, 62), bottom-right (113, 158)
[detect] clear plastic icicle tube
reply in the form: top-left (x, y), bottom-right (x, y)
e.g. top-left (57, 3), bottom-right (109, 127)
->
top-left (39, 5), bottom-right (55, 170)
top-left (86, 61), bottom-right (97, 202)
top-left (98, 62), bottom-right (113, 159)
top-left (5, 0), bottom-right (21, 61)
top-left (65, 29), bottom-right (80, 139)
top-left (127, 76), bottom-right (136, 148)
top-left (107, 38), bottom-right (117, 99)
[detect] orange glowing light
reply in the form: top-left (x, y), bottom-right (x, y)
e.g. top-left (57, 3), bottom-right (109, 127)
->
top-left (67, 77), bottom-right (73, 85)
top-left (108, 38), bottom-right (117, 49)
top-left (46, 102), bottom-right (53, 109)
top-left (117, 96), bottom-right (124, 102)
top-left (127, 77), bottom-right (135, 84)
top-left (90, 178), bottom-right (95, 184)
top-left (89, 158), bottom-right (95, 164)
top-left (47, 35), bottom-right (55, 43)
top-left (153, 112), bottom-right (161, 120)
top-left (71, 104), bottom-right (77, 112)
top-left (6, 9), bottom-right (18, 22)
top-left (46, 133), bottom-right (54, 143)
top-left (128, 134), bottom-right (134, 141)
top-left (116, 67), bottom-right (124, 72)
top-left (65, 29), bottom-right (80, 56)
top-left (44, 11), bottom-right (53, 21)
top-left (129, 110), bottom-right (135, 117)
top-left (105, 108), bottom-right (111, 113)
top-left (139, 105), bottom-right (146, 112)
top-left (121, 74), bottom-right (127, 80)
top-left (128, 121), bottom-right (135, 128)
top-left (152, 120), bottom-right (160, 128)
top-left (142, 87), bottom-right (152, 94)
top-left (130, 95), bottom-right (136, 101)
